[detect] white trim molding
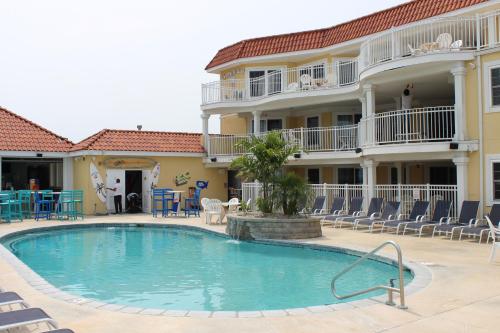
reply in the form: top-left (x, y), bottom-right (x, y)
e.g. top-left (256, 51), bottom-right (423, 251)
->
top-left (486, 154), bottom-right (500, 206)
top-left (483, 58), bottom-right (500, 113)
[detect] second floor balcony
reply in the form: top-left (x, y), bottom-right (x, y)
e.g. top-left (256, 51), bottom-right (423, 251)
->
top-left (201, 59), bottom-right (358, 106)
top-left (207, 106), bottom-right (458, 159)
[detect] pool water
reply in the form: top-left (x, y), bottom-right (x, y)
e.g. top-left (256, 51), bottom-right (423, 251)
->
top-left (1, 226), bottom-right (412, 311)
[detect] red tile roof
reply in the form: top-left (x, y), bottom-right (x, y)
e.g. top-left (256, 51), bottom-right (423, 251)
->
top-left (72, 129), bottom-right (205, 153)
top-left (0, 107), bottom-right (73, 152)
top-left (206, 0), bottom-right (488, 70)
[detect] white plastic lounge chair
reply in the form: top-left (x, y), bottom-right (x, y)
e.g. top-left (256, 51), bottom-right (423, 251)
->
top-left (486, 215), bottom-right (500, 262)
top-left (0, 291), bottom-right (29, 309)
top-left (0, 308), bottom-right (58, 332)
top-left (227, 197), bottom-right (240, 214)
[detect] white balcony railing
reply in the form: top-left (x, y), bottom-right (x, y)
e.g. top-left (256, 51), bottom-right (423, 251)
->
top-left (359, 11), bottom-right (500, 70)
top-left (208, 125), bottom-right (359, 156)
top-left (202, 59), bottom-right (358, 105)
top-left (242, 183), bottom-right (458, 217)
top-left (362, 106), bottom-right (455, 146)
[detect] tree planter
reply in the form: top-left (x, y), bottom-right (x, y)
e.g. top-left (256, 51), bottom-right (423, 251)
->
top-left (226, 215), bottom-right (322, 240)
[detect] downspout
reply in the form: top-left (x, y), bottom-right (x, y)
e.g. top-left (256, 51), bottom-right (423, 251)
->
top-left (476, 55), bottom-right (484, 217)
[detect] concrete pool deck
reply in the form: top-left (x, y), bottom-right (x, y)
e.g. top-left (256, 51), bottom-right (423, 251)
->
top-left (0, 214), bottom-right (499, 333)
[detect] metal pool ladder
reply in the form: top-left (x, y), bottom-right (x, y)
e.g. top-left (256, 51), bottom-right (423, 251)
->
top-left (331, 240), bottom-right (408, 309)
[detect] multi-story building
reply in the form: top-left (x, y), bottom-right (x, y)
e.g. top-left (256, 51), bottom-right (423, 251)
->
top-left (200, 0), bottom-right (500, 216)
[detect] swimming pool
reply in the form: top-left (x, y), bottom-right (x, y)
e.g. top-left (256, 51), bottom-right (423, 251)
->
top-left (1, 225), bottom-right (413, 311)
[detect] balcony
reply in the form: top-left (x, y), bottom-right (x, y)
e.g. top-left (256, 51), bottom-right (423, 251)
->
top-left (201, 60), bottom-right (358, 106)
top-left (207, 125), bottom-right (359, 157)
top-left (363, 106), bottom-right (455, 146)
top-left (207, 107), bottom-right (457, 159)
top-left (359, 11), bottom-right (499, 71)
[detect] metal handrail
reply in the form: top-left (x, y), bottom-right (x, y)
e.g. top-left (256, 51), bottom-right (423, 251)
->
top-left (331, 240), bottom-right (408, 309)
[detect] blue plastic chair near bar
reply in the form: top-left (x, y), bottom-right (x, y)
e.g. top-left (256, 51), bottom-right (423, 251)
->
top-left (34, 191), bottom-right (53, 221)
top-left (184, 188), bottom-right (201, 217)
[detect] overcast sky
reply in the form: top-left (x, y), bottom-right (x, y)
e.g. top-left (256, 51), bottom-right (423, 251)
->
top-left (0, 0), bottom-right (407, 142)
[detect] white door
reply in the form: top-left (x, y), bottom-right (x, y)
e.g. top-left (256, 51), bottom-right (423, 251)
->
top-left (106, 169), bottom-right (125, 213)
top-left (142, 170), bottom-right (152, 213)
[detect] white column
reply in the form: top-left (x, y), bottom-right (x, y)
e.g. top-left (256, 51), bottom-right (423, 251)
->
top-left (362, 159), bottom-right (378, 202)
top-left (451, 62), bottom-right (467, 141)
top-left (395, 162), bottom-right (403, 184)
top-left (453, 156), bottom-right (469, 209)
top-left (253, 110), bottom-right (262, 134)
top-left (359, 96), bottom-right (367, 146)
top-left (201, 113), bottom-right (210, 152)
top-left (63, 157), bottom-right (74, 190)
top-left (364, 84), bottom-right (376, 145)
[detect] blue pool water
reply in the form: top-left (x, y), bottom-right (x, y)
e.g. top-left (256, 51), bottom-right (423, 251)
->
top-left (1, 225), bottom-right (412, 311)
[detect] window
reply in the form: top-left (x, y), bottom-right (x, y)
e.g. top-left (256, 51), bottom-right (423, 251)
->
top-left (494, 162), bottom-right (500, 201)
top-left (251, 118), bottom-right (283, 133)
top-left (248, 69), bottom-right (283, 97)
top-left (338, 168), bottom-right (363, 184)
top-left (337, 114), bottom-right (362, 126)
top-left (429, 167), bottom-right (456, 185)
top-left (307, 168), bottom-right (320, 184)
top-left (492, 68), bottom-right (500, 106)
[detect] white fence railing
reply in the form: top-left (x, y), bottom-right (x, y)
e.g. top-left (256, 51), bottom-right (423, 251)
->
top-left (242, 183), bottom-right (458, 218)
top-left (202, 59), bottom-right (358, 105)
top-left (208, 125), bottom-right (359, 156)
top-left (363, 106), bottom-right (455, 145)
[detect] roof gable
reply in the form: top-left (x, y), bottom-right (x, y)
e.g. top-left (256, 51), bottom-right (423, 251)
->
top-left (0, 107), bottom-right (73, 152)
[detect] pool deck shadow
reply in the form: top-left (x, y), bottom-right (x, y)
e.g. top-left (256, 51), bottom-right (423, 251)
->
top-left (0, 214), bottom-right (500, 333)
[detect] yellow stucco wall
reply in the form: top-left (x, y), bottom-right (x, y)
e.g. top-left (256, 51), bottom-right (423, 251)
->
top-left (73, 155), bottom-right (227, 215)
top-left (220, 114), bottom-right (247, 135)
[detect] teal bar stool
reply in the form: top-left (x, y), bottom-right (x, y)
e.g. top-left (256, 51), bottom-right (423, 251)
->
top-left (0, 191), bottom-right (23, 222)
top-left (17, 190), bottom-right (33, 219)
top-left (72, 190), bottom-right (84, 220)
top-left (56, 191), bottom-right (73, 220)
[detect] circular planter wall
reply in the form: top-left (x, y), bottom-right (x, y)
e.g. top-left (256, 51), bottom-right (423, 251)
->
top-left (226, 215), bottom-right (322, 240)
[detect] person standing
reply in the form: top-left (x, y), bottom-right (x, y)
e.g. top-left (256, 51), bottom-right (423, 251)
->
top-left (109, 178), bottom-right (123, 214)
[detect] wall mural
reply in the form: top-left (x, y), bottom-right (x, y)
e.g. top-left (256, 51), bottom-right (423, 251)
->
top-left (90, 162), bottom-right (107, 203)
top-left (175, 172), bottom-right (191, 186)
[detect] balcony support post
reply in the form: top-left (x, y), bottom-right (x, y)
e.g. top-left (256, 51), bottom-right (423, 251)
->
top-left (252, 110), bottom-right (262, 135)
top-left (363, 84), bottom-right (376, 145)
top-left (451, 62), bottom-right (467, 141)
top-left (453, 155), bottom-right (469, 209)
top-left (359, 96), bottom-right (367, 146)
top-left (362, 159), bottom-right (379, 205)
top-left (201, 113), bottom-right (210, 154)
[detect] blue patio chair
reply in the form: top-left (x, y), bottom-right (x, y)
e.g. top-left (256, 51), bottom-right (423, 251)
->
top-left (378, 200), bottom-right (429, 234)
top-left (184, 188), bottom-right (201, 217)
top-left (433, 200), bottom-right (479, 240)
top-left (152, 189), bottom-right (166, 217)
top-left (17, 190), bottom-right (33, 219)
top-left (34, 191), bottom-right (53, 221)
top-left (354, 201), bottom-right (401, 232)
top-left (403, 200), bottom-right (452, 237)
top-left (460, 204), bottom-right (500, 243)
top-left (335, 197), bottom-right (383, 228)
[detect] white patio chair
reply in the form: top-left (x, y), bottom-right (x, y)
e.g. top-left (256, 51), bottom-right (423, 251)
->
top-left (436, 33), bottom-right (452, 50)
top-left (228, 197), bottom-right (240, 214)
top-left (201, 197), bottom-right (210, 223)
top-left (486, 216), bottom-right (500, 262)
top-left (205, 199), bottom-right (223, 224)
top-left (300, 74), bottom-right (313, 90)
top-left (450, 39), bottom-right (463, 51)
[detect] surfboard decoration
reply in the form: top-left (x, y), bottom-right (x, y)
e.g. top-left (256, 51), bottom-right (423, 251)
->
top-left (151, 163), bottom-right (160, 189)
top-left (90, 162), bottom-right (107, 203)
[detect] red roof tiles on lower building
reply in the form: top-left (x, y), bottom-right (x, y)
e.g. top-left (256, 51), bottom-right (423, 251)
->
top-left (0, 107), bottom-right (73, 152)
top-left (72, 129), bottom-right (205, 154)
top-left (205, 0), bottom-right (488, 70)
